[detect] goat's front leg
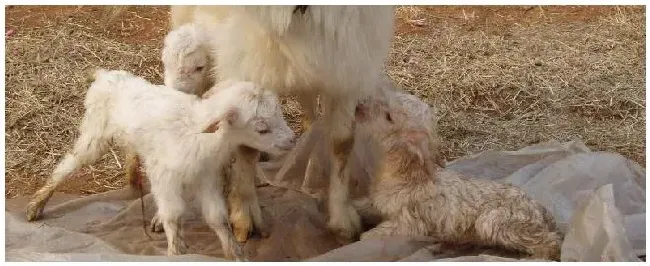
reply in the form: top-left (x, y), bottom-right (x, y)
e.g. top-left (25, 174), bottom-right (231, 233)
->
top-left (322, 95), bottom-right (362, 241)
top-left (228, 147), bottom-right (269, 243)
top-left (200, 172), bottom-right (245, 261)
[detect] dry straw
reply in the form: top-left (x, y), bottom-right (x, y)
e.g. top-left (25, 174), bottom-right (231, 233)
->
top-left (5, 6), bottom-right (645, 198)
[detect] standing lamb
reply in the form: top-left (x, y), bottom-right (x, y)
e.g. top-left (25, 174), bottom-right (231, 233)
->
top-left (354, 95), bottom-right (563, 261)
top-left (197, 5), bottom-right (396, 241)
top-left (102, 5), bottom-right (397, 240)
top-left (25, 69), bottom-right (289, 260)
top-left (155, 24), bottom-right (295, 241)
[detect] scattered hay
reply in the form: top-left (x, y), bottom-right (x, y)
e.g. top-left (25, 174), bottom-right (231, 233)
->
top-left (389, 5), bottom-right (645, 165)
top-left (4, 6), bottom-right (645, 199)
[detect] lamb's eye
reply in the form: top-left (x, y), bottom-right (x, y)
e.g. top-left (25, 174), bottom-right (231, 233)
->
top-left (385, 112), bottom-right (393, 123)
top-left (195, 66), bottom-right (204, 72)
top-left (259, 129), bottom-right (271, 134)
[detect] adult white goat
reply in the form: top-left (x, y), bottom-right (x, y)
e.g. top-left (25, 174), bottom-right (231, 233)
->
top-left (170, 5), bottom-right (396, 241)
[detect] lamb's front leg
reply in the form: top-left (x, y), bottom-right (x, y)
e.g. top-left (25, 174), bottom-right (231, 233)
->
top-left (201, 172), bottom-right (245, 261)
top-left (323, 95), bottom-right (362, 241)
top-left (228, 147), bottom-right (269, 243)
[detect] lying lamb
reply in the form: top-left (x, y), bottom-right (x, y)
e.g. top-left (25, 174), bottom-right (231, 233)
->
top-left (25, 69), bottom-right (289, 260)
top-left (354, 95), bottom-right (563, 261)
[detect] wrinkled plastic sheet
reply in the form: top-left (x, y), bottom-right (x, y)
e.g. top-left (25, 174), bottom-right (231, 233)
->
top-left (5, 139), bottom-right (645, 262)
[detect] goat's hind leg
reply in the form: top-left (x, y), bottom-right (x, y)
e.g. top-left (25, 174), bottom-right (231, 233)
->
top-left (322, 95), bottom-right (362, 241)
top-left (26, 131), bottom-right (109, 221)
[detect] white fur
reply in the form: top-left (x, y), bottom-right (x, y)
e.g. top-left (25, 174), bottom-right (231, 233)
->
top-left (160, 22), bottom-right (297, 242)
top-left (26, 69), bottom-right (288, 260)
top-left (161, 23), bottom-right (295, 150)
top-left (162, 23), bottom-right (214, 95)
top-left (175, 5), bottom-right (397, 240)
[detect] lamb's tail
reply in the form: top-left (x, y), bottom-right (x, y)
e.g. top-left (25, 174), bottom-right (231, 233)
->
top-left (80, 68), bottom-right (127, 151)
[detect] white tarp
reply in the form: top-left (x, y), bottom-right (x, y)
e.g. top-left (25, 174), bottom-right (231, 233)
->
top-left (5, 138), bottom-right (645, 262)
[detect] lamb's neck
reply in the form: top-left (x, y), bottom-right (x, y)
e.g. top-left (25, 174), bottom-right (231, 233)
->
top-left (192, 99), bottom-right (226, 133)
top-left (378, 144), bottom-right (438, 185)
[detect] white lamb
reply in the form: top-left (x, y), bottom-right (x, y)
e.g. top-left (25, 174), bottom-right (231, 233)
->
top-left (161, 22), bottom-right (214, 96)
top-left (171, 5), bottom-right (397, 240)
top-left (158, 24), bottom-right (296, 241)
top-left (25, 69), bottom-right (289, 260)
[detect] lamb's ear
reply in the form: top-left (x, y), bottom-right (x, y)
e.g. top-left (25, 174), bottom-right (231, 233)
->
top-left (402, 130), bottom-right (428, 165)
top-left (224, 108), bottom-right (239, 126)
top-left (202, 108), bottom-right (239, 133)
top-left (202, 120), bottom-right (221, 133)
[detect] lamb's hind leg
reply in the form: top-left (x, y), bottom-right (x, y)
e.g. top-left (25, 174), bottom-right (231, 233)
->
top-left (26, 131), bottom-right (109, 221)
top-left (475, 207), bottom-right (562, 261)
top-left (151, 177), bottom-right (187, 256)
top-left (125, 146), bottom-right (144, 190)
top-left (323, 95), bottom-right (362, 241)
top-left (360, 220), bottom-right (400, 240)
top-left (360, 214), bottom-right (429, 240)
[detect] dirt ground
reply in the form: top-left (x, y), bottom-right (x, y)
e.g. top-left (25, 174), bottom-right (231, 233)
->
top-left (4, 6), bottom-right (646, 199)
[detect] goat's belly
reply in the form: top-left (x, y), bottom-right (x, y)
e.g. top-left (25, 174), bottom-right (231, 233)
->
top-left (217, 26), bottom-right (382, 99)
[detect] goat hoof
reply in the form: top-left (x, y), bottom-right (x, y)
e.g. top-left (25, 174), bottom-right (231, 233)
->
top-left (233, 226), bottom-right (251, 243)
top-left (25, 201), bottom-right (45, 221)
top-left (167, 241), bottom-right (188, 256)
top-left (232, 216), bottom-right (253, 243)
top-left (224, 244), bottom-right (246, 261)
top-left (327, 206), bottom-right (363, 241)
top-left (150, 215), bottom-right (165, 233)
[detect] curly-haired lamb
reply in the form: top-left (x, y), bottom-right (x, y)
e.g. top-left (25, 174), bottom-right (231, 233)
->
top-left (354, 95), bottom-right (563, 261)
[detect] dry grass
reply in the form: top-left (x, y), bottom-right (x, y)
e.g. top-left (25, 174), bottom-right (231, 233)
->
top-left (389, 5), bottom-right (645, 165)
top-left (4, 6), bottom-right (646, 199)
